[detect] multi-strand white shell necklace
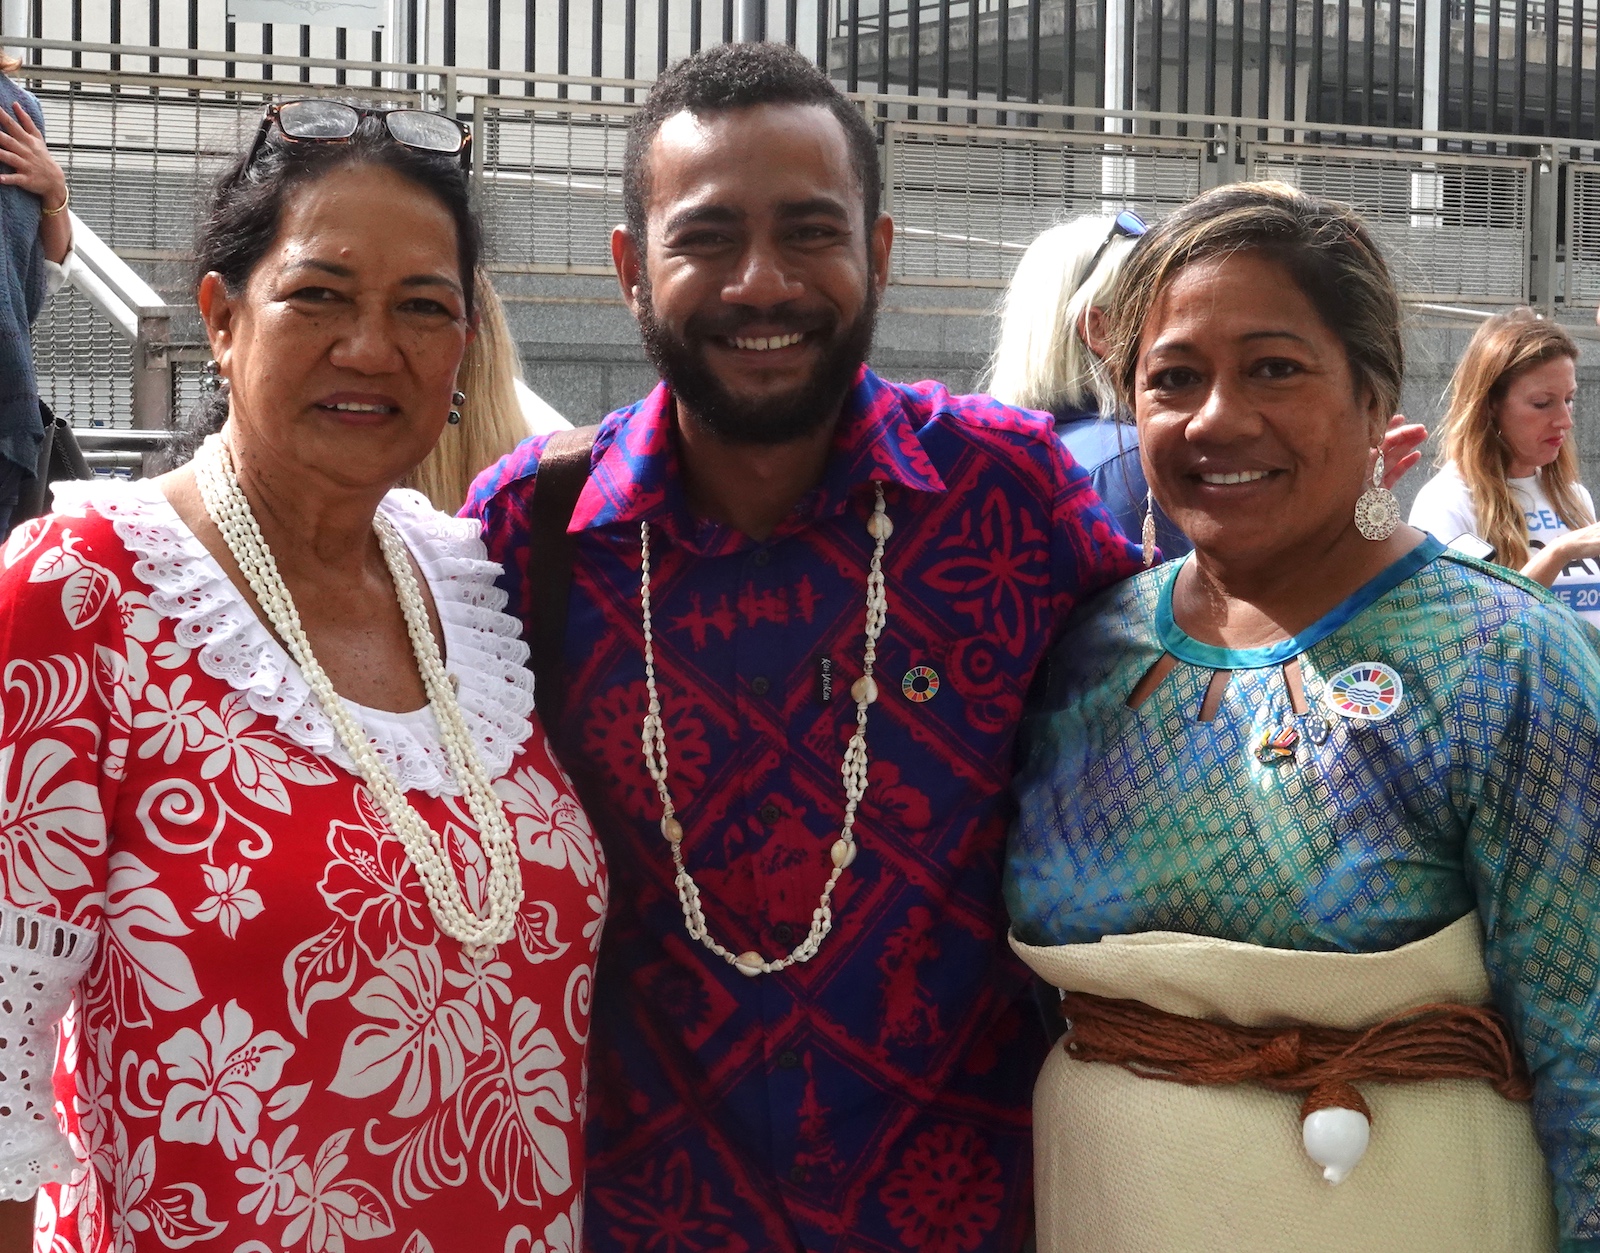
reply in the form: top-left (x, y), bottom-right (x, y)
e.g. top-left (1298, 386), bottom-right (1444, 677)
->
top-left (193, 434), bottom-right (523, 959)
top-left (640, 482), bottom-right (890, 976)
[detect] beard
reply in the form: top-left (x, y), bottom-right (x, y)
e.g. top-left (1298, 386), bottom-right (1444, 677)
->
top-left (635, 276), bottom-right (878, 447)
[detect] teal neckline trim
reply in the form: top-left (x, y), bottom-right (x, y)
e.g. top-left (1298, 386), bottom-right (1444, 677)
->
top-left (1155, 534), bottom-right (1446, 670)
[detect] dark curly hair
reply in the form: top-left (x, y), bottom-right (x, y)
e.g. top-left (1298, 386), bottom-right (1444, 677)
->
top-left (157, 112), bottom-right (481, 471)
top-left (622, 42), bottom-right (880, 246)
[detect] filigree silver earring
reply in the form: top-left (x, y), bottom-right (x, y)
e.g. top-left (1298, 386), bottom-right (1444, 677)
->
top-left (1141, 488), bottom-right (1158, 568)
top-left (1354, 449), bottom-right (1401, 541)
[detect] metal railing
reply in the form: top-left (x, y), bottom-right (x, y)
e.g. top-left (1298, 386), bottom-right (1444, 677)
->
top-left (35, 210), bottom-right (181, 435)
top-left (16, 40), bottom-right (1600, 443)
top-left (13, 0), bottom-right (1600, 139)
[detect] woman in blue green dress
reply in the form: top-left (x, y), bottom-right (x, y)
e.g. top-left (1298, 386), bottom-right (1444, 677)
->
top-left (1006, 182), bottom-right (1600, 1253)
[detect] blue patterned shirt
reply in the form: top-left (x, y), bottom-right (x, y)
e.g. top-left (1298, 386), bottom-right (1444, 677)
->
top-left (1008, 539), bottom-right (1600, 1249)
top-left (464, 368), bottom-right (1142, 1253)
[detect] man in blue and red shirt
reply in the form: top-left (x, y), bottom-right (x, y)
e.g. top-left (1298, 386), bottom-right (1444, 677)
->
top-left (464, 43), bottom-right (1142, 1252)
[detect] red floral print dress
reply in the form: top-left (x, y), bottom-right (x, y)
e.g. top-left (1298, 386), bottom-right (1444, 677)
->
top-left (0, 481), bottom-right (605, 1253)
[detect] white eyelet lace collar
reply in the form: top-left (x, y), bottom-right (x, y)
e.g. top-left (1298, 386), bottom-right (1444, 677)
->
top-left (51, 478), bottom-right (536, 797)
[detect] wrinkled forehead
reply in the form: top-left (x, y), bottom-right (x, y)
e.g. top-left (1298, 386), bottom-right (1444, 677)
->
top-left (645, 103), bottom-right (863, 225)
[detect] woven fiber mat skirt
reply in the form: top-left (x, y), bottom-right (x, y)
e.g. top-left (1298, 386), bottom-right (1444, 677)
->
top-left (1010, 914), bottom-right (1555, 1253)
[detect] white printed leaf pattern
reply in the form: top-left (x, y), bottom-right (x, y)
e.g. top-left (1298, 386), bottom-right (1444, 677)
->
top-left (3, 500), bottom-right (600, 1253)
top-left (141, 1182), bottom-right (228, 1248)
top-left (329, 945), bottom-right (484, 1118)
top-left (61, 563), bottom-right (115, 629)
top-left (100, 852), bottom-right (201, 1024)
top-left (283, 921), bottom-right (359, 1038)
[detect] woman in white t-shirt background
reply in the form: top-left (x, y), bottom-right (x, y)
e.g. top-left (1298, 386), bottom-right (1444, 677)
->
top-left (1410, 307), bottom-right (1600, 626)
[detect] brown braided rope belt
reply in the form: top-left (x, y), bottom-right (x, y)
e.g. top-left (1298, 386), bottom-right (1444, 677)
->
top-left (1059, 991), bottom-right (1533, 1119)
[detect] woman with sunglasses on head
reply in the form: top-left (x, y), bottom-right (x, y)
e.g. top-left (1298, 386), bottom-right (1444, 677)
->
top-left (1006, 183), bottom-right (1600, 1251)
top-left (0, 100), bottom-right (603, 1253)
top-left (987, 211), bottom-right (1192, 564)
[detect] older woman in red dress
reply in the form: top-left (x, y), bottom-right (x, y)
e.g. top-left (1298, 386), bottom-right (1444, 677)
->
top-left (0, 101), bottom-right (603, 1253)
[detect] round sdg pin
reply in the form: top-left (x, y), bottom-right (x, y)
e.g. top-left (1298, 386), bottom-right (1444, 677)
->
top-left (902, 665), bottom-right (940, 703)
top-left (1327, 662), bottom-right (1404, 722)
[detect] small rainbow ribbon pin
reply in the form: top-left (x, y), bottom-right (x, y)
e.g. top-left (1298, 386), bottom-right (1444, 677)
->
top-left (1255, 726), bottom-right (1300, 765)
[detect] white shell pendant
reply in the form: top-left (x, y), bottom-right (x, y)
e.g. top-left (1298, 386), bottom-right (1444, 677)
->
top-left (830, 838), bottom-right (857, 869)
top-left (851, 676), bottom-right (878, 705)
top-left (733, 951), bottom-right (766, 977)
top-left (1302, 1106), bottom-right (1371, 1185)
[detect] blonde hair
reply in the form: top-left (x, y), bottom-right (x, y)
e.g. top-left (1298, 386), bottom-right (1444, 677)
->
top-left (0, 53), bottom-right (21, 74)
top-left (406, 272), bottom-right (530, 515)
top-left (984, 216), bottom-right (1140, 413)
top-left (1104, 181), bottom-right (1403, 428)
top-left (1439, 308), bottom-right (1587, 569)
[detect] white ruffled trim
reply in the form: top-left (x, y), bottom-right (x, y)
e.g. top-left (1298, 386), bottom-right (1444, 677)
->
top-left (52, 479), bottom-right (536, 797)
top-left (0, 904), bottom-right (96, 1201)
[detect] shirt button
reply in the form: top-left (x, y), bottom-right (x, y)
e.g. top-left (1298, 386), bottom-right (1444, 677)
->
top-left (759, 802), bottom-right (781, 824)
top-left (751, 675), bottom-right (771, 697)
top-left (752, 549), bottom-right (772, 567)
top-left (777, 1049), bottom-right (801, 1069)
top-left (789, 1165), bottom-right (808, 1184)
top-left (773, 922), bottom-right (795, 945)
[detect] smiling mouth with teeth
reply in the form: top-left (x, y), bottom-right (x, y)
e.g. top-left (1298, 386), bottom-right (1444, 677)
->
top-left (323, 402), bottom-right (394, 413)
top-left (1198, 469), bottom-right (1274, 485)
top-left (728, 332), bottom-right (805, 352)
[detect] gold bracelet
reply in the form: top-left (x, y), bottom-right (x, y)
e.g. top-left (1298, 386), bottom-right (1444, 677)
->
top-left (40, 185), bottom-right (68, 217)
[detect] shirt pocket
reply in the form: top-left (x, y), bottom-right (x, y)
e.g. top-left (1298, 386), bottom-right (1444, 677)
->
top-left (849, 627), bottom-right (1030, 834)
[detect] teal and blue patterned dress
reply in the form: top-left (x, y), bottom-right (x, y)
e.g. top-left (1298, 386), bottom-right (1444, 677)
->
top-left (1007, 535), bottom-right (1600, 1250)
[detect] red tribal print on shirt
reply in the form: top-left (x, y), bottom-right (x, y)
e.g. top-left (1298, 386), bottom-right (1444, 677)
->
top-left (465, 368), bottom-right (1142, 1253)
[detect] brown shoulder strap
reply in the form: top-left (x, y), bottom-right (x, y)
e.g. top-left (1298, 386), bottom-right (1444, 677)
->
top-left (526, 426), bottom-right (599, 730)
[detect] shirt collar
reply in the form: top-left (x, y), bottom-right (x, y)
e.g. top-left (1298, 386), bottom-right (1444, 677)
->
top-left (570, 367), bottom-right (947, 547)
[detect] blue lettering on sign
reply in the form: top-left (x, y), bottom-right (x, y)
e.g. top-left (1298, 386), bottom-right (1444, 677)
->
top-left (1555, 584), bottom-right (1600, 610)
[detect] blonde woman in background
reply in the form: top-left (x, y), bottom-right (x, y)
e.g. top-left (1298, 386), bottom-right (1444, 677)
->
top-left (1410, 308), bottom-right (1600, 627)
top-left (986, 211), bottom-right (1189, 562)
top-left (407, 269), bottom-right (571, 513)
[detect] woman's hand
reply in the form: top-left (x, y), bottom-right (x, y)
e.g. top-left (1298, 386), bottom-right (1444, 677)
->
top-left (1379, 414), bottom-right (1428, 489)
top-left (1520, 520), bottom-right (1600, 587)
top-left (0, 103), bottom-right (70, 263)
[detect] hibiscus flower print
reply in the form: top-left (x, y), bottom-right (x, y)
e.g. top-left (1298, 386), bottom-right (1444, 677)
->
top-left (157, 1000), bottom-right (295, 1161)
top-left (192, 862), bottom-right (265, 939)
top-left (445, 952), bottom-right (513, 1021)
top-left (319, 802), bottom-right (433, 964)
top-left (878, 1124), bottom-right (1004, 1253)
top-left (494, 765), bottom-right (601, 887)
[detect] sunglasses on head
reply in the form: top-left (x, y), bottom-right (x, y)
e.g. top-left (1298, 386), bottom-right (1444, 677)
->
top-left (1083, 209), bottom-right (1149, 282)
top-left (246, 98), bottom-right (472, 171)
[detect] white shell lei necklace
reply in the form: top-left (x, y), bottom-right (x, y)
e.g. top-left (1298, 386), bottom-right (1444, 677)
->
top-left (193, 434), bottom-right (523, 959)
top-left (640, 482), bottom-right (889, 977)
